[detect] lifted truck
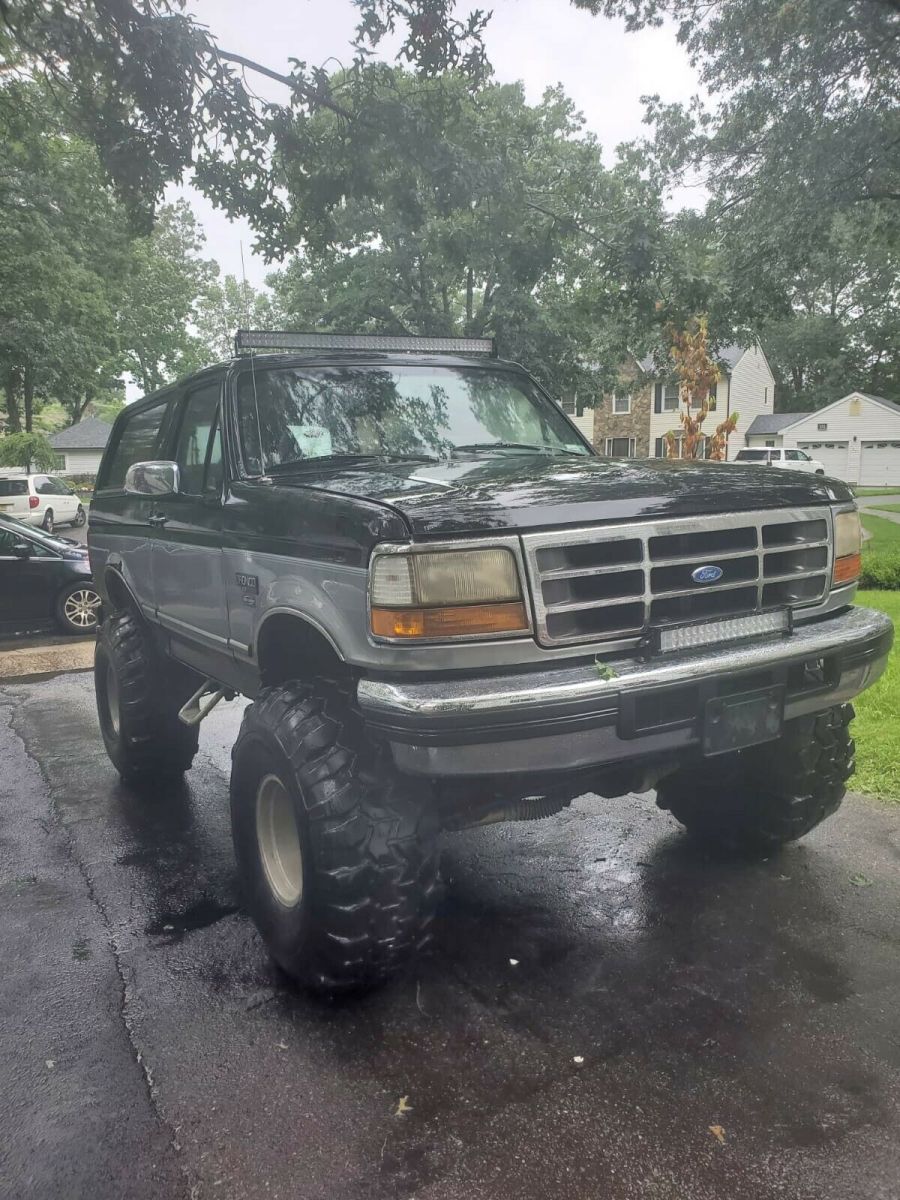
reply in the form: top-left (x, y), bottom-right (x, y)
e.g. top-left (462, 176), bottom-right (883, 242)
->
top-left (88, 331), bottom-right (893, 991)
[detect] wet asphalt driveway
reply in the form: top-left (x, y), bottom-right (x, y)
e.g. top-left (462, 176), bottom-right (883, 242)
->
top-left (2, 672), bottom-right (900, 1200)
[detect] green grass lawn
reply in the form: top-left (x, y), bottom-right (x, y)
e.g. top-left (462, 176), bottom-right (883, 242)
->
top-left (854, 487), bottom-right (900, 497)
top-left (852, 590), bottom-right (900, 800)
top-left (860, 512), bottom-right (900, 553)
top-left (866, 502), bottom-right (900, 514)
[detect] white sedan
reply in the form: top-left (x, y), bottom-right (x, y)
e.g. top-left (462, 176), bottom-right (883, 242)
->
top-left (734, 448), bottom-right (826, 475)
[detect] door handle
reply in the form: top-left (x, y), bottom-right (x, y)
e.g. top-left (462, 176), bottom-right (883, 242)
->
top-left (148, 512), bottom-right (168, 527)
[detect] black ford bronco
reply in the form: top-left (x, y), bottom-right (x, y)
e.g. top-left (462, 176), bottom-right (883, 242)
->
top-left (89, 331), bottom-right (893, 991)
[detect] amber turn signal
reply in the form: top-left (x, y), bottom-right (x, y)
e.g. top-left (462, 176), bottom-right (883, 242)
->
top-left (371, 601), bottom-right (529, 640)
top-left (833, 552), bottom-right (861, 586)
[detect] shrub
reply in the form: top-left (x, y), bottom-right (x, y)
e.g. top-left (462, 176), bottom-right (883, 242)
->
top-left (860, 551), bottom-right (900, 590)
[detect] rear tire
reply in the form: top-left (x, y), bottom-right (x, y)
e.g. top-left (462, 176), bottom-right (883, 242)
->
top-left (73, 504), bottom-right (86, 527)
top-left (230, 682), bottom-right (439, 992)
top-left (656, 705), bottom-right (854, 855)
top-left (42, 508), bottom-right (54, 533)
top-left (95, 611), bottom-right (199, 781)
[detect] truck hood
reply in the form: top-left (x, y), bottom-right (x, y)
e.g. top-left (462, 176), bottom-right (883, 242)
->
top-left (276, 454), bottom-right (853, 538)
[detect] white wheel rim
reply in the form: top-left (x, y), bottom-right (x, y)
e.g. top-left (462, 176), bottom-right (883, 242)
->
top-left (64, 588), bottom-right (101, 629)
top-left (256, 774), bottom-right (304, 907)
top-left (106, 662), bottom-right (120, 736)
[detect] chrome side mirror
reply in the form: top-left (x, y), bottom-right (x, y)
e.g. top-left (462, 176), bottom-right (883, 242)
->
top-left (124, 460), bottom-right (180, 497)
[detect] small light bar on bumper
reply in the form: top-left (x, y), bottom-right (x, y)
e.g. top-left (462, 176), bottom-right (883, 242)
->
top-left (370, 547), bottom-right (530, 641)
top-left (833, 510), bottom-right (862, 586)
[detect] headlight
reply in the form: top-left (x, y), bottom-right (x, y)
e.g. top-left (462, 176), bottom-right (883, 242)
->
top-left (833, 510), bottom-right (861, 585)
top-left (370, 547), bottom-right (529, 640)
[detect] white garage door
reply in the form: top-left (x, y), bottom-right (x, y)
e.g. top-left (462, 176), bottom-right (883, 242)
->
top-left (797, 442), bottom-right (849, 479)
top-left (859, 441), bottom-right (900, 488)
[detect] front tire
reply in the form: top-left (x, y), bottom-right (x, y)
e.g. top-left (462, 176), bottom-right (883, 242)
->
top-left (230, 683), bottom-right (439, 992)
top-left (656, 705), bottom-right (854, 854)
top-left (56, 581), bottom-right (102, 634)
top-left (95, 611), bottom-right (199, 781)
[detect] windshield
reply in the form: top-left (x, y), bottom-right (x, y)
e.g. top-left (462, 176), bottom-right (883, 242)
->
top-left (236, 364), bottom-right (589, 473)
top-left (0, 513), bottom-right (75, 551)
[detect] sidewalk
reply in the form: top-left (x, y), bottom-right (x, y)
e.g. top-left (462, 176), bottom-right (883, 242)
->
top-left (0, 637), bottom-right (94, 680)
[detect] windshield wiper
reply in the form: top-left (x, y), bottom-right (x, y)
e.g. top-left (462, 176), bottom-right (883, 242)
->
top-left (451, 441), bottom-right (583, 457)
top-left (269, 451), bottom-right (440, 472)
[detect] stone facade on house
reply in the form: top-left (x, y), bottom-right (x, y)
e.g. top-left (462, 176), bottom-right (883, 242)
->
top-left (592, 362), bottom-right (653, 457)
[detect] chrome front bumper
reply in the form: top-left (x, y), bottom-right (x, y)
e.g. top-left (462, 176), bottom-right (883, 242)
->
top-left (357, 606), bottom-right (893, 777)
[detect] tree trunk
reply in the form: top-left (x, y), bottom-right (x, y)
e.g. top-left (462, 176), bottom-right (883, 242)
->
top-left (23, 365), bottom-right (34, 433)
top-left (4, 369), bottom-right (22, 433)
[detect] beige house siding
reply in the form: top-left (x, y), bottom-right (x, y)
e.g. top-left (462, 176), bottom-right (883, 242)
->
top-left (727, 344), bottom-right (775, 459)
top-left (61, 448), bottom-right (105, 474)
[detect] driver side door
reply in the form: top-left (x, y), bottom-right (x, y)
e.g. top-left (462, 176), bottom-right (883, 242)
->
top-left (152, 380), bottom-right (230, 662)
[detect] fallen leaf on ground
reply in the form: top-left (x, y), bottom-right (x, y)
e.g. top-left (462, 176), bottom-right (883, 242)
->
top-left (395, 1096), bottom-right (413, 1117)
top-left (509, 958), bottom-right (519, 966)
top-left (849, 872), bottom-right (874, 888)
top-left (45, 1060), bottom-right (55, 1070)
top-left (573, 1056), bottom-right (584, 1065)
top-left (709, 1125), bottom-right (726, 1145)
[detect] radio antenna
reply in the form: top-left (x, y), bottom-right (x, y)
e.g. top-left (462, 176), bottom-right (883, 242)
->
top-left (240, 241), bottom-right (269, 482)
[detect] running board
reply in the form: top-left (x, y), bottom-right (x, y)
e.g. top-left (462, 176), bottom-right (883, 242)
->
top-left (178, 679), bottom-right (235, 726)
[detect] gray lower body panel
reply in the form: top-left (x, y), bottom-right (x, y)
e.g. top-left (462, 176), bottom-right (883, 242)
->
top-left (356, 606), bottom-right (892, 777)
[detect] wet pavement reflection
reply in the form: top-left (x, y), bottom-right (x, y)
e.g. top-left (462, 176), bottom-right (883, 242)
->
top-left (2, 672), bottom-right (900, 1200)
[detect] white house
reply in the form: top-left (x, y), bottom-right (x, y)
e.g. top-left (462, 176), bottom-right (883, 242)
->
top-left (744, 392), bottom-right (900, 486)
top-left (588, 340), bottom-right (776, 461)
top-left (50, 416), bottom-right (113, 475)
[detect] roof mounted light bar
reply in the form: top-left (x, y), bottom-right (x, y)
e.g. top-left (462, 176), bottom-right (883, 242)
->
top-left (234, 330), bottom-right (497, 357)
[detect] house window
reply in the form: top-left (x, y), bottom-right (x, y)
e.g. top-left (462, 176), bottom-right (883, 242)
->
top-left (612, 392), bottom-right (631, 415)
top-left (605, 437), bottom-right (635, 458)
top-left (765, 440), bottom-right (775, 448)
top-left (654, 435), bottom-right (707, 459)
top-left (707, 382), bottom-right (717, 412)
top-left (663, 383), bottom-right (680, 411)
top-left (817, 423), bottom-right (827, 431)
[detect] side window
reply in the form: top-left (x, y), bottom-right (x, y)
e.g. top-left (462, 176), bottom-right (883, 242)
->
top-left (101, 398), bottom-right (172, 489)
top-left (173, 383), bottom-right (222, 496)
top-left (786, 450), bottom-right (802, 462)
top-left (0, 527), bottom-right (18, 554)
top-left (34, 476), bottom-right (54, 495)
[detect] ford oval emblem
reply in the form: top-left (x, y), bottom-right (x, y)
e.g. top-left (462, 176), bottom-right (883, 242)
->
top-left (692, 564), bottom-right (724, 584)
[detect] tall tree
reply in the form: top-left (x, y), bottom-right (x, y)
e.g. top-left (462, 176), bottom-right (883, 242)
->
top-left (0, 81), bottom-right (126, 431)
top-left (116, 201), bottom-right (217, 394)
top-left (194, 276), bottom-right (284, 365)
top-left (270, 68), bottom-right (669, 397)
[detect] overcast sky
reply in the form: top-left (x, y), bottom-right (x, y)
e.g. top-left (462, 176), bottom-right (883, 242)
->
top-left (173, 0), bottom-right (699, 288)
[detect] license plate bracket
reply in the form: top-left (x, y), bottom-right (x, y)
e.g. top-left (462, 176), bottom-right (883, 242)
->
top-left (703, 685), bottom-right (784, 756)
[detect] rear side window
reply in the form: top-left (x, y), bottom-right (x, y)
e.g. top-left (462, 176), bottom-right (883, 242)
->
top-left (34, 476), bottom-right (55, 494)
top-left (100, 398), bottom-right (171, 489)
top-left (736, 450), bottom-right (768, 462)
top-left (0, 480), bottom-right (28, 496)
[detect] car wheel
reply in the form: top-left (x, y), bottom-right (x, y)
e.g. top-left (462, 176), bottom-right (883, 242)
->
top-left (815, 469), bottom-right (825, 475)
top-left (656, 704), bottom-right (854, 855)
top-left (42, 508), bottom-right (54, 534)
top-left (230, 681), bottom-right (440, 992)
top-left (57, 582), bottom-right (102, 634)
top-left (95, 610), bottom-right (199, 781)
top-left (73, 505), bottom-right (86, 527)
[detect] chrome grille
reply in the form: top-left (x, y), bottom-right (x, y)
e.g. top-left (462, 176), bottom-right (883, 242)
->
top-left (523, 508), bottom-right (833, 647)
